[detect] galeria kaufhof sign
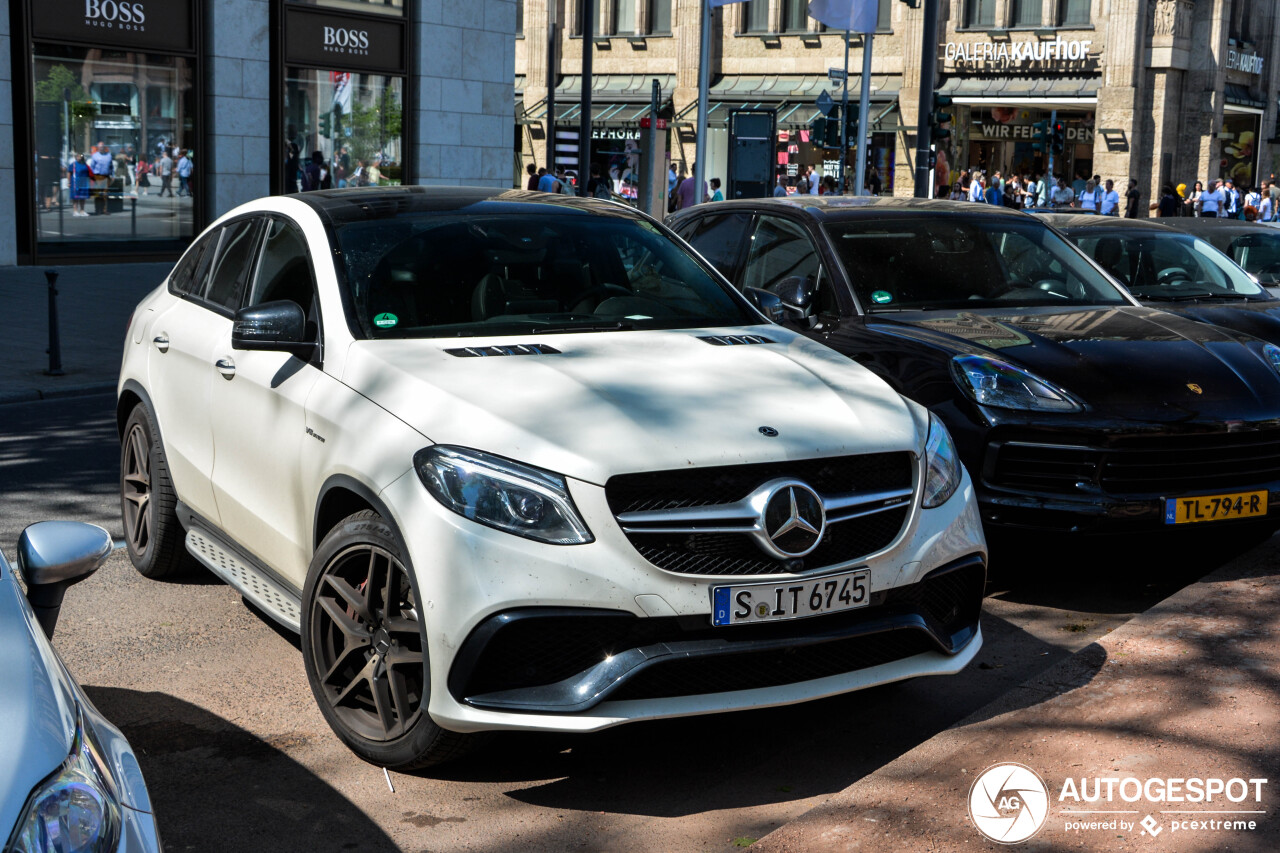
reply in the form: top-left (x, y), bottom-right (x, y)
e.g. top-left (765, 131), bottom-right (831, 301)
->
top-left (945, 38), bottom-right (1096, 72)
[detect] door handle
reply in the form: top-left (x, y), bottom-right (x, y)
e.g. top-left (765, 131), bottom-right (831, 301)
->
top-left (152, 334), bottom-right (169, 353)
top-left (215, 357), bottom-right (236, 380)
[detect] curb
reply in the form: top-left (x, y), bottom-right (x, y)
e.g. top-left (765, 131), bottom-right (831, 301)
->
top-left (0, 382), bottom-right (117, 406)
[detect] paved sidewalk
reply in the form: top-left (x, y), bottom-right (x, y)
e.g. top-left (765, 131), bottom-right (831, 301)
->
top-left (0, 263), bottom-right (169, 403)
top-left (755, 543), bottom-right (1280, 852)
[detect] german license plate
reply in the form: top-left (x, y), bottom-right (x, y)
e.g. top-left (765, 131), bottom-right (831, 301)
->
top-left (1164, 491), bottom-right (1268, 525)
top-left (712, 569), bottom-right (870, 627)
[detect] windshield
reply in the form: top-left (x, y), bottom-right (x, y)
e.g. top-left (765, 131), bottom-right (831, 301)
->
top-left (824, 216), bottom-right (1129, 311)
top-left (333, 213), bottom-right (754, 338)
top-left (1070, 231), bottom-right (1268, 301)
top-left (1225, 232), bottom-right (1280, 284)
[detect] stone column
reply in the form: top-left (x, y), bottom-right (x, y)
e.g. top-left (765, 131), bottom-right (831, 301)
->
top-left (1092, 0), bottom-right (1145, 191)
top-left (673, 0), bottom-right (705, 169)
top-left (0, 0), bottom-right (15, 264)
top-left (205, 0), bottom-right (272, 219)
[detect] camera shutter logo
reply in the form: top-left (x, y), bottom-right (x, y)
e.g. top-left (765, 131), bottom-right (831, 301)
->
top-left (968, 763), bottom-right (1050, 844)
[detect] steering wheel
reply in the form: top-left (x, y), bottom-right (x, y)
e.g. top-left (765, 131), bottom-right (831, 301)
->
top-left (1156, 267), bottom-right (1192, 285)
top-left (571, 283), bottom-right (633, 313)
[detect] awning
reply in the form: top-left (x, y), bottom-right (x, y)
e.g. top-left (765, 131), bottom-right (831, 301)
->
top-left (675, 75), bottom-right (900, 130)
top-left (554, 74), bottom-right (676, 100)
top-left (524, 99), bottom-right (669, 126)
top-left (1225, 83), bottom-right (1266, 110)
top-left (519, 74), bottom-right (676, 127)
top-left (937, 75), bottom-right (1100, 101)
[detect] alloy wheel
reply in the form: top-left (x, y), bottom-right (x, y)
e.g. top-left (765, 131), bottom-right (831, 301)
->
top-left (310, 544), bottom-right (425, 742)
top-left (121, 422), bottom-right (152, 557)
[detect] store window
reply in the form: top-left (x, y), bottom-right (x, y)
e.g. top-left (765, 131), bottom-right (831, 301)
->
top-left (1057, 0), bottom-right (1090, 26)
top-left (284, 71), bottom-right (404, 189)
top-left (964, 0), bottom-right (996, 28)
top-left (31, 45), bottom-right (196, 248)
top-left (744, 0), bottom-right (770, 33)
top-left (609, 0), bottom-right (636, 34)
top-left (647, 0), bottom-right (671, 33)
top-left (1011, 0), bottom-right (1041, 27)
top-left (1229, 0), bottom-right (1252, 43)
top-left (878, 0), bottom-right (891, 30)
top-left (281, 4), bottom-right (409, 193)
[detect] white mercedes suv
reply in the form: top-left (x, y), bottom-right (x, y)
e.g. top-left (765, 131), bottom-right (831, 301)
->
top-left (117, 187), bottom-right (986, 768)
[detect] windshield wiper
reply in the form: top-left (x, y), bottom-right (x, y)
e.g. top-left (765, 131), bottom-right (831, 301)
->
top-left (532, 320), bottom-right (637, 334)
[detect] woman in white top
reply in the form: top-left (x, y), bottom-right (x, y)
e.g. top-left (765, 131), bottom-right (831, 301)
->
top-left (1260, 193), bottom-right (1274, 223)
top-left (1078, 179), bottom-right (1101, 213)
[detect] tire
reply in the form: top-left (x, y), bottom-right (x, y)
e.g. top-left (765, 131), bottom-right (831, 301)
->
top-left (120, 403), bottom-right (196, 579)
top-left (301, 510), bottom-right (479, 769)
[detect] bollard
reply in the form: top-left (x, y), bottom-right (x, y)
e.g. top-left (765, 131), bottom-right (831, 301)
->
top-left (44, 270), bottom-right (63, 376)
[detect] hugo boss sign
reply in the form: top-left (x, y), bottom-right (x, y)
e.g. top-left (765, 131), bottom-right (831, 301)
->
top-left (32, 0), bottom-right (193, 52)
top-left (284, 7), bottom-right (406, 76)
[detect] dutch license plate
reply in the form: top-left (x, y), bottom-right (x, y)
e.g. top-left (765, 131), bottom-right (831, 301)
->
top-left (712, 569), bottom-right (870, 627)
top-left (1164, 491), bottom-right (1268, 525)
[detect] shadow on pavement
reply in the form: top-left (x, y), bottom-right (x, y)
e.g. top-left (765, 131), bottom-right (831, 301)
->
top-left (85, 687), bottom-right (397, 853)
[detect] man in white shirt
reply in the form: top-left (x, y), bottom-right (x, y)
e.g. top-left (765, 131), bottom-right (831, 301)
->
top-left (1051, 177), bottom-right (1074, 208)
top-left (969, 172), bottom-right (984, 203)
top-left (808, 168), bottom-right (821, 195)
top-left (1200, 180), bottom-right (1224, 217)
top-left (1100, 179), bottom-right (1121, 216)
top-left (1022, 174), bottom-right (1038, 208)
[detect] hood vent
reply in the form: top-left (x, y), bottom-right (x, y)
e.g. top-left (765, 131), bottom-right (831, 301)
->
top-left (698, 335), bottom-right (776, 347)
top-left (446, 343), bottom-right (562, 358)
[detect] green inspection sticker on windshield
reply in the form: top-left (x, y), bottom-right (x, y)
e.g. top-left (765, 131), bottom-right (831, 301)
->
top-left (373, 312), bottom-right (399, 329)
top-left (871, 290), bottom-right (893, 305)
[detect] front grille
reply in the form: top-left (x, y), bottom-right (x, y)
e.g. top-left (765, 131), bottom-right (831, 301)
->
top-left (606, 453), bottom-right (913, 514)
top-left (607, 453), bottom-right (914, 575)
top-left (455, 559), bottom-right (984, 704)
top-left (989, 430), bottom-right (1280, 495)
top-left (626, 506), bottom-right (910, 576)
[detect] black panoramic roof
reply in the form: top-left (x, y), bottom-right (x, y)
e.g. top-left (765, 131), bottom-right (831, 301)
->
top-left (290, 186), bottom-right (643, 226)
top-left (693, 195), bottom-right (1031, 221)
top-left (1163, 217), bottom-right (1280, 235)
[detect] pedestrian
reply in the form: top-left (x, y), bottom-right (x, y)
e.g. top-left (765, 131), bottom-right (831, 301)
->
top-left (1052, 176), bottom-right (1074, 208)
top-left (68, 153), bottom-right (91, 216)
top-left (822, 175), bottom-right (838, 195)
top-left (587, 163), bottom-right (611, 200)
top-left (176, 149), bottom-right (194, 197)
top-left (992, 171), bottom-right (1004, 206)
top-left (1184, 180), bottom-right (1204, 216)
top-left (555, 166), bottom-right (574, 195)
top-left (1101, 179), bottom-right (1121, 216)
top-left (1224, 179), bottom-right (1241, 219)
top-left (1200, 179), bottom-right (1224, 217)
top-left (1078, 178), bottom-right (1101, 213)
top-left (302, 150), bottom-right (328, 191)
top-left (1260, 183), bottom-right (1274, 222)
top-left (1124, 179), bottom-right (1140, 218)
top-left (135, 155), bottom-right (150, 196)
top-left (1245, 183), bottom-right (1263, 213)
top-left (773, 175), bottom-right (788, 197)
top-left (709, 177), bottom-right (724, 202)
top-left (1005, 173), bottom-right (1021, 209)
top-left (88, 141), bottom-right (113, 215)
top-left (866, 166), bottom-right (881, 196)
top-left (157, 148), bottom-right (174, 197)
top-left (676, 162), bottom-right (708, 209)
top-left (537, 167), bottom-right (559, 194)
top-left (525, 163), bottom-right (539, 190)
top-left (1022, 173), bottom-right (1039, 209)
top-left (950, 180), bottom-right (965, 201)
top-left (284, 143), bottom-right (301, 194)
top-left (969, 172), bottom-right (985, 203)
top-left (1150, 183), bottom-right (1180, 217)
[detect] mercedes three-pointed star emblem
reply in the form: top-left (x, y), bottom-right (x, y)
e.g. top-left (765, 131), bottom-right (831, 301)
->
top-left (752, 480), bottom-right (826, 559)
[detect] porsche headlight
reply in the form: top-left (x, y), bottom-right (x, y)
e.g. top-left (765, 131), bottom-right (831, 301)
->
top-left (9, 711), bottom-right (121, 853)
top-left (951, 355), bottom-right (1082, 412)
top-left (1263, 343), bottom-right (1280, 377)
top-left (922, 415), bottom-right (962, 509)
top-left (414, 446), bottom-right (594, 545)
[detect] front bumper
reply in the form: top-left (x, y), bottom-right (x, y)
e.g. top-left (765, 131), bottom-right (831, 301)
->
top-left (378, 460), bottom-right (987, 734)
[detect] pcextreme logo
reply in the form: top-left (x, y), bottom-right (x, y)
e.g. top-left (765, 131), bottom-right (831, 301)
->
top-left (967, 763), bottom-right (1269, 843)
top-left (968, 763), bottom-right (1050, 844)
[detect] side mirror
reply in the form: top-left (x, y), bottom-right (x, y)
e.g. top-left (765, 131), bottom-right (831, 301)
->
top-left (768, 275), bottom-right (817, 319)
top-left (743, 287), bottom-right (785, 323)
top-left (17, 521), bottom-right (113, 638)
top-left (232, 300), bottom-right (314, 359)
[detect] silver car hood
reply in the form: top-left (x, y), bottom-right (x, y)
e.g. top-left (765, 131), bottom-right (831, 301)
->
top-left (0, 564), bottom-right (77, 835)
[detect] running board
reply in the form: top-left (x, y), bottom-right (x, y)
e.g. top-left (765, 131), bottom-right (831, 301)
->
top-left (185, 527), bottom-right (302, 633)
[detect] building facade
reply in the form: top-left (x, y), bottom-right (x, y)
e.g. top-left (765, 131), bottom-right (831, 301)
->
top-left (516, 0), bottom-right (1280, 208)
top-left (1, 0), bottom-right (517, 266)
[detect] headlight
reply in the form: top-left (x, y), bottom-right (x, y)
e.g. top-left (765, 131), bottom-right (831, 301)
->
top-left (1263, 343), bottom-right (1280, 376)
top-left (922, 415), bottom-right (962, 509)
top-left (9, 711), bottom-right (121, 853)
top-left (414, 446), bottom-right (594, 545)
top-left (951, 355), bottom-right (1082, 412)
